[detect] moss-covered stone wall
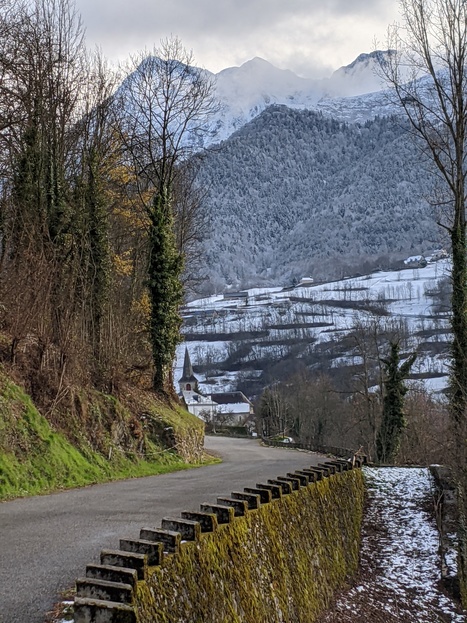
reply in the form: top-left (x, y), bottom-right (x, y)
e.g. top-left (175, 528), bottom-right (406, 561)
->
top-left (74, 463), bottom-right (364, 623)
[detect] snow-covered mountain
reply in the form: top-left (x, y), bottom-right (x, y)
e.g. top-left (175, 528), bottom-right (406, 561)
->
top-left (212, 57), bottom-right (322, 141)
top-left (211, 50), bottom-right (397, 142)
top-left (191, 52), bottom-right (441, 290)
top-left (324, 51), bottom-right (394, 98)
top-left (117, 51), bottom-right (439, 291)
top-left (117, 50), bottom-right (401, 146)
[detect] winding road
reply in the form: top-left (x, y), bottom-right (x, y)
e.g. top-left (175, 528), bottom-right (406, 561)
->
top-left (0, 437), bottom-right (326, 623)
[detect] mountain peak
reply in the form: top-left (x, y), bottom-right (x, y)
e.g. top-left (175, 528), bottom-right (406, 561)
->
top-left (343, 49), bottom-right (396, 72)
top-left (242, 56), bottom-right (272, 68)
top-left (236, 57), bottom-right (298, 79)
top-left (325, 50), bottom-right (394, 97)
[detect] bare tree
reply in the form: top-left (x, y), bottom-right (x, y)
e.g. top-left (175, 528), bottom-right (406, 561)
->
top-left (285, 371), bottom-right (344, 448)
top-left (348, 315), bottom-right (385, 456)
top-left (399, 385), bottom-right (451, 465)
top-left (382, 0), bottom-right (467, 425)
top-left (0, 0), bottom-right (86, 246)
top-left (379, 0), bottom-right (467, 601)
top-left (172, 159), bottom-right (210, 294)
top-left (116, 37), bottom-right (218, 393)
top-left (257, 385), bottom-right (290, 438)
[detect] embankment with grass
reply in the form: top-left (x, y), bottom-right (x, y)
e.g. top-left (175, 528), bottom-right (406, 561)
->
top-left (0, 370), bottom-right (207, 501)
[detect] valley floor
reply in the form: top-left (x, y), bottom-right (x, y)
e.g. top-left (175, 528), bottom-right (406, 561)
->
top-left (317, 467), bottom-right (465, 623)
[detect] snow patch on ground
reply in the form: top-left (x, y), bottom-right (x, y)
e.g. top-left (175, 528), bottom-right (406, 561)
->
top-left (318, 467), bottom-right (465, 622)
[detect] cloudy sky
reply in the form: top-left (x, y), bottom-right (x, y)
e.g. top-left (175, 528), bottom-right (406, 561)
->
top-left (75, 0), bottom-right (400, 77)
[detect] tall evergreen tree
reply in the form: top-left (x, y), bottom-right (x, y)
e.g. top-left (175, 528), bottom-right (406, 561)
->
top-left (376, 342), bottom-right (416, 464)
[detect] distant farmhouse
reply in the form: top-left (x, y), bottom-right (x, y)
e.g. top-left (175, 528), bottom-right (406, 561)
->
top-left (404, 249), bottom-right (448, 267)
top-left (178, 348), bottom-right (254, 427)
top-left (223, 290), bottom-right (249, 306)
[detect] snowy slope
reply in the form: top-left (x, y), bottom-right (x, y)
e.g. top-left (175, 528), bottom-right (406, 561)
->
top-left (213, 57), bottom-right (322, 142)
top-left (198, 109), bottom-right (439, 289)
top-left (324, 51), bottom-right (392, 98)
top-left (175, 258), bottom-right (451, 397)
top-left (319, 467), bottom-right (465, 622)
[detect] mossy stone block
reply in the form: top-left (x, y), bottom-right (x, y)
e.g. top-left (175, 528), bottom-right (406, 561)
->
top-left (74, 597), bottom-right (136, 623)
top-left (217, 497), bottom-right (248, 517)
top-left (244, 486), bottom-right (272, 504)
top-left (85, 564), bottom-right (137, 589)
top-left (268, 478), bottom-right (292, 494)
top-left (288, 472), bottom-right (310, 486)
top-left (277, 475), bottom-right (301, 490)
top-left (256, 482), bottom-right (282, 499)
top-left (119, 539), bottom-right (163, 566)
top-left (100, 550), bottom-right (147, 581)
top-left (199, 503), bottom-right (235, 524)
top-left (181, 510), bottom-right (218, 532)
top-left (161, 517), bottom-right (201, 541)
top-left (139, 528), bottom-right (181, 553)
top-left (76, 578), bottom-right (134, 604)
top-left (231, 490), bottom-right (261, 510)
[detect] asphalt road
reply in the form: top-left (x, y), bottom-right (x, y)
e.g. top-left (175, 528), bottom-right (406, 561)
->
top-left (0, 436), bottom-right (326, 623)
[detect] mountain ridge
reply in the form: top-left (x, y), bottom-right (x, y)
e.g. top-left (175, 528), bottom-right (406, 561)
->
top-left (115, 51), bottom-right (438, 291)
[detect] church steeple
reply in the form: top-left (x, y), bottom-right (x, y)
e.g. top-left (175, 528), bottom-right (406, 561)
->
top-left (178, 347), bottom-right (198, 392)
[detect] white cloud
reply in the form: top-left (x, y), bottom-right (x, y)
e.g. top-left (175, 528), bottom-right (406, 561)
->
top-left (76, 0), bottom-right (399, 75)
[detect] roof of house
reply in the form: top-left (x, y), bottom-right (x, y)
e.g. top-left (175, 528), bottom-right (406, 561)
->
top-left (181, 390), bottom-right (217, 407)
top-left (210, 391), bottom-right (253, 406)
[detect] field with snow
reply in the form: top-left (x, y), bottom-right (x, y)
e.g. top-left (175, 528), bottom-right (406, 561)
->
top-left (175, 258), bottom-right (452, 398)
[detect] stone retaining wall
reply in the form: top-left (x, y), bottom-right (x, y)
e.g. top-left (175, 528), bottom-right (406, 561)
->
top-left (261, 438), bottom-right (368, 464)
top-left (74, 457), bottom-right (365, 623)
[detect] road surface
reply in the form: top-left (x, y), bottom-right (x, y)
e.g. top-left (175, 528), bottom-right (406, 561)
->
top-left (0, 436), bottom-right (327, 623)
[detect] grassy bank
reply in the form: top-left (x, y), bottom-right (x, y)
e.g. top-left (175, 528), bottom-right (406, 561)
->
top-left (0, 373), bottom-right (213, 501)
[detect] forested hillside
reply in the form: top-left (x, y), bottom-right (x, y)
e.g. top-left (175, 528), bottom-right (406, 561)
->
top-left (199, 107), bottom-right (441, 290)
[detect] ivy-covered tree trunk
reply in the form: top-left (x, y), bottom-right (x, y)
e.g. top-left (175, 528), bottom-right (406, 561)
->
top-left (83, 149), bottom-right (111, 378)
top-left (376, 342), bottom-right (416, 464)
top-left (450, 205), bottom-right (467, 429)
top-left (450, 203), bottom-right (467, 602)
top-left (148, 192), bottom-right (183, 393)
top-left (12, 120), bottom-right (47, 254)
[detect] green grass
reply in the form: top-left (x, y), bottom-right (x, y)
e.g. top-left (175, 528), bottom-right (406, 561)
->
top-left (148, 399), bottom-right (205, 431)
top-left (0, 377), bottom-right (218, 501)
